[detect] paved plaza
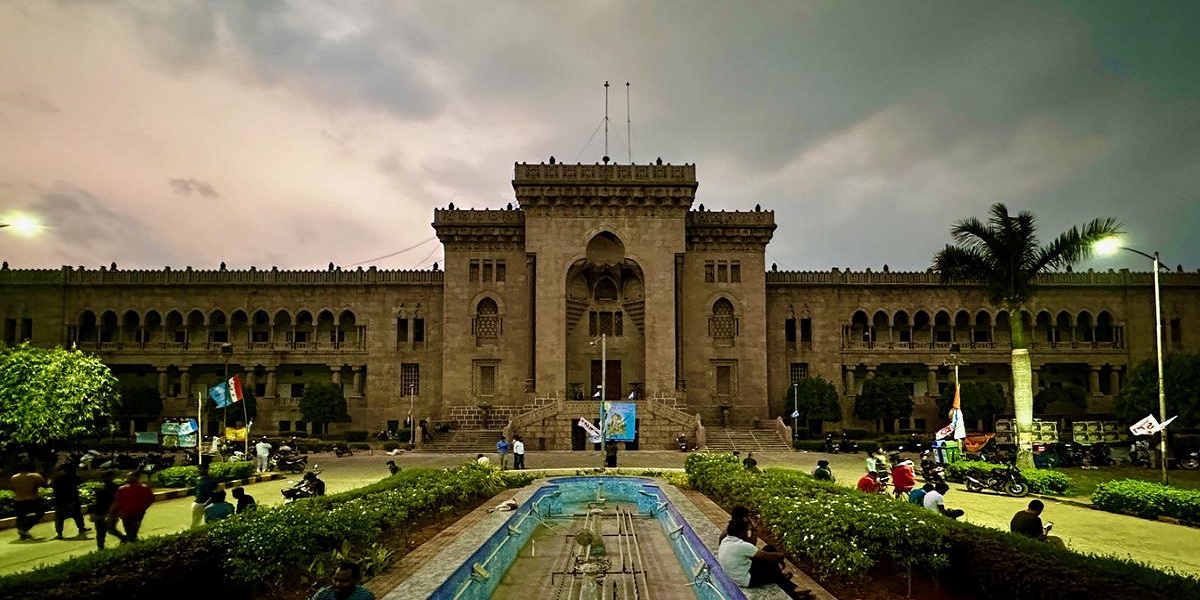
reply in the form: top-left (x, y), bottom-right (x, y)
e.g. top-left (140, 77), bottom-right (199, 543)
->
top-left (2, 449), bottom-right (1198, 582)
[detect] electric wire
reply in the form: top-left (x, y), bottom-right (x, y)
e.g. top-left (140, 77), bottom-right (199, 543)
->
top-left (345, 235), bottom-right (437, 267)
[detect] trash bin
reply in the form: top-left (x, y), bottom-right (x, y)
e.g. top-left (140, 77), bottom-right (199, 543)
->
top-left (943, 441), bottom-right (962, 464)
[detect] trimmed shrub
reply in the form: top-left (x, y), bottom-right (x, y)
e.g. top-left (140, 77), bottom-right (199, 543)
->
top-left (944, 460), bottom-right (1071, 495)
top-left (684, 452), bottom-right (1200, 600)
top-left (342, 430), bottom-right (369, 442)
top-left (1093, 479), bottom-right (1200, 522)
top-left (156, 461), bottom-right (256, 489)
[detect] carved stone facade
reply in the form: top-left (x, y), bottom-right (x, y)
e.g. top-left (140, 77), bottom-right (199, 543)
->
top-left (2, 162), bottom-right (1198, 447)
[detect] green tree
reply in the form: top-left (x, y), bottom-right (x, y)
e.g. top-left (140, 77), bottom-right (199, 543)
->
top-left (783, 377), bottom-right (843, 434)
top-left (853, 376), bottom-right (914, 432)
top-left (1116, 352), bottom-right (1200, 428)
top-left (937, 381), bottom-right (1008, 429)
top-left (933, 203), bottom-right (1120, 466)
top-left (299, 382), bottom-right (350, 435)
top-left (0, 343), bottom-right (120, 446)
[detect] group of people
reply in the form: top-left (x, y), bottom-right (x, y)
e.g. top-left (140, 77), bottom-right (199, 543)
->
top-left (10, 462), bottom-right (154, 549)
top-left (191, 463), bottom-right (257, 526)
top-left (493, 434), bottom-right (527, 469)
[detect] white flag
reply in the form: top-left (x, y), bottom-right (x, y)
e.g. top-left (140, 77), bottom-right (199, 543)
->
top-left (578, 417), bottom-right (602, 443)
top-left (790, 410), bottom-right (800, 418)
top-left (593, 389), bottom-right (602, 399)
top-left (1130, 414), bottom-right (1159, 436)
top-left (1154, 416), bottom-right (1178, 433)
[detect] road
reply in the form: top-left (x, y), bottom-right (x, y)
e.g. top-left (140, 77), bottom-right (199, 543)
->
top-left (3, 449), bottom-right (1197, 578)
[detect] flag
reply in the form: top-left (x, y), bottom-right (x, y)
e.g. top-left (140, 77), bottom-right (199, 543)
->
top-left (593, 388), bottom-right (602, 399)
top-left (227, 375), bottom-right (245, 403)
top-left (790, 410), bottom-right (800, 418)
top-left (936, 384), bottom-right (967, 440)
top-left (578, 417), bottom-right (602, 443)
top-left (1130, 414), bottom-right (1158, 436)
top-left (628, 389), bottom-right (637, 400)
top-left (208, 375), bottom-right (245, 408)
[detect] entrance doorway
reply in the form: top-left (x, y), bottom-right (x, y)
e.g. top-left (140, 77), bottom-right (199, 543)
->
top-left (590, 360), bottom-right (622, 400)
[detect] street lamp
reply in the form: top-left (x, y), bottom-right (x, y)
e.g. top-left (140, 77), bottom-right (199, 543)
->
top-left (1096, 237), bottom-right (1170, 485)
top-left (590, 334), bottom-right (608, 465)
top-left (408, 384), bottom-right (416, 445)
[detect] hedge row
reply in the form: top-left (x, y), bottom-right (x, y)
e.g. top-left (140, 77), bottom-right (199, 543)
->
top-left (943, 460), bottom-right (1072, 495)
top-left (155, 461), bottom-right (257, 488)
top-left (0, 464), bottom-right (508, 600)
top-left (1093, 479), bottom-right (1200, 523)
top-left (685, 452), bottom-right (1200, 600)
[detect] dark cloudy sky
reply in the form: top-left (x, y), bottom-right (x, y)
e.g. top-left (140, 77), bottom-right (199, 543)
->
top-left (2, 1), bottom-right (1198, 272)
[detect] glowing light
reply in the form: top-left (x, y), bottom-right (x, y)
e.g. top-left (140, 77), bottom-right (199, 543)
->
top-left (1, 213), bottom-right (43, 237)
top-left (1093, 236), bottom-right (1122, 256)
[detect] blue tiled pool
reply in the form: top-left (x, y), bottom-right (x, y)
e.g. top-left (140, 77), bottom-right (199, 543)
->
top-left (427, 476), bottom-right (746, 600)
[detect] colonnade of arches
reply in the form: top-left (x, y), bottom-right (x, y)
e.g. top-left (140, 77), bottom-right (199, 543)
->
top-left (71, 308), bottom-right (363, 350)
top-left (843, 308), bottom-right (1123, 350)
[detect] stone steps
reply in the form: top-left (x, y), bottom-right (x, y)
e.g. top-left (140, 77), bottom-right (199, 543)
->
top-left (420, 429), bottom-right (503, 453)
top-left (704, 428), bottom-right (792, 453)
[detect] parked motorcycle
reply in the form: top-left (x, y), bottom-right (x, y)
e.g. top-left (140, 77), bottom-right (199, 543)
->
top-left (98, 453), bottom-right (142, 471)
top-left (824, 434), bottom-right (837, 454)
top-left (1180, 449), bottom-right (1200, 470)
top-left (332, 443), bottom-right (354, 458)
top-left (963, 463), bottom-right (1030, 497)
top-left (138, 452), bottom-right (175, 474)
top-left (270, 452), bottom-right (308, 474)
top-left (676, 435), bottom-right (690, 452)
top-left (1129, 440), bottom-right (1152, 467)
top-left (281, 468), bottom-right (325, 503)
top-left (837, 434), bottom-right (859, 454)
top-left (920, 451), bottom-right (946, 483)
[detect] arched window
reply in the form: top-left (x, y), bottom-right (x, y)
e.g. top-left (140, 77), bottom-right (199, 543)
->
top-left (710, 298), bottom-right (737, 346)
top-left (594, 278), bottom-right (618, 302)
top-left (474, 298), bottom-right (500, 346)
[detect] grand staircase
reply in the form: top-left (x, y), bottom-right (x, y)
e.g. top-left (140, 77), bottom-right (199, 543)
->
top-left (703, 427), bottom-right (792, 453)
top-left (419, 429), bottom-right (503, 453)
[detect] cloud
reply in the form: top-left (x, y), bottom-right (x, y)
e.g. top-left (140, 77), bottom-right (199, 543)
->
top-left (29, 183), bottom-right (184, 267)
top-left (168, 177), bottom-right (219, 198)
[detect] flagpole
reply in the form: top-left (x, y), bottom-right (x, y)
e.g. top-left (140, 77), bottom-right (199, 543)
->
top-left (242, 386), bottom-right (250, 456)
top-left (197, 391), bottom-right (203, 467)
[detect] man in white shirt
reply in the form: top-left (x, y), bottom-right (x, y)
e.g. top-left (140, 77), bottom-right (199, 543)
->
top-left (254, 437), bottom-right (273, 473)
top-left (922, 482), bottom-right (964, 519)
top-left (512, 435), bottom-right (526, 470)
top-left (717, 521), bottom-right (810, 597)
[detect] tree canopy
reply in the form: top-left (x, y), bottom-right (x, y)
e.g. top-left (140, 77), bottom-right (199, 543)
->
top-left (1116, 352), bottom-right (1200, 428)
top-left (853, 375), bottom-right (913, 429)
top-left (0, 344), bottom-right (120, 446)
top-left (782, 376), bottom-right (842, 426)
top-left (937, 381), bottom-right (1008, 425)
top-left (299, 382), bottom-right (350, 432)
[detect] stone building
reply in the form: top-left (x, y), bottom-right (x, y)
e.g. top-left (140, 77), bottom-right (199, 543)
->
top-left (2, 161), bottom-right (1198, 449)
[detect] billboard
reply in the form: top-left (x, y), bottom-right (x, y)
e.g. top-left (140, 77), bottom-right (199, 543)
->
top-left (602, 402), bottom-right (637, 442)
top-left (160, 418), bottom-right (199, 448)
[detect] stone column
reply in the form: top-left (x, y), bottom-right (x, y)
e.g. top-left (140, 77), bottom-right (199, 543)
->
top-left (351, 366), bottom-right (363, 397)
top-left (265, 368), bottom-right (277, 397)
top-left (1030, 367), bottom-right (1040, 394)
top-left (865, 365), bottom-right (876, 379)
top-left (1089, 365), bottom-right (1102, 395)
top-left (330, 366), bottom-right (342, 385)
top-left (179, 368), bottom-right (191, 399)
top-left (157, 367), bottom-right (169, 397)
top-left (844, 368), bottom-right (856, 396)
top-left (245, 371), bottom-right (256, 394)
top-left (926, 365), bottom-right (938, 397)
top-left (1109, 368), bottom-right (1120, 396)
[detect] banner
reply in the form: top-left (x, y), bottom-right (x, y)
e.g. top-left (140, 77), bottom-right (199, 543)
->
top-left (160, 417), bottom-right (199, 448)
top-left (226, 426), bottom-right (248, 442)
top-left (1130, 414), bottom-right (1178, 436)
top-left (603, 402), bottom-right (637, 442)
top-left (134, 431), bottom-right (159, 445)
top-left (578, 417), bottom-right (602, 443)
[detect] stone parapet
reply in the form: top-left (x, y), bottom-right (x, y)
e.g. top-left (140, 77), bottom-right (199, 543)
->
top-left (765, 268), bottom-right (1200, 286)
top-left (513, 162), bottom-right (696, 184)
top-left (0, 265), bottom-right (443, 286)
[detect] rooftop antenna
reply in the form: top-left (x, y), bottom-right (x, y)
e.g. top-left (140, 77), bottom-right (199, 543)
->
top-left (603, 81), bottom-right (610, 164)
top-left (625, 82), bottom-right (632, 163)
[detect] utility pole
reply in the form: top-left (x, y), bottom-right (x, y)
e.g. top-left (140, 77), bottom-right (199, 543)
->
top-left (792, 381), bottom-right (799, 440)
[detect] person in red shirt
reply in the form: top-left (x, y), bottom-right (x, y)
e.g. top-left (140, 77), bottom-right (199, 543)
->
top-left (891, 460), bottom-right (916, 498)
top-left (856, 471), bottom-right (881, 494)
top-left (109, 471), bottom-right (154, 543)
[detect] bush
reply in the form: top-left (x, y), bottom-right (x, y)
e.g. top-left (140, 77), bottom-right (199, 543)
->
top-left (350, 443), bottom-right (371, 451)
top-left (156, 461), bottom-right (256, 489)
top-left (0, 464), bottom-right (509, 598)
top-left (1093, 479), bottom-right (1200, 523)
top-left (943, 460), bottom-right (1071, 495)
top-left (685, 452), bottom-right (1200, 600)
top-left (342, 430), bottom-right (369, 442)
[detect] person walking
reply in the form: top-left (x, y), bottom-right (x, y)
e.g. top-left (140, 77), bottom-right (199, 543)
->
top-left (10, 461), bottom-right (47, 540)
top-left (495, 435), bottom-right (511, 470)
top-left (231, 487), bottom-right (257, 514)
top-left (109, 471), bottom-right (154, 543)
top-left (203, 490), bottom-right (236, 523)
top-left (51, 463), bottom-right (90, 539)
top-left (90, 470), bottom-right (122, 549)
top-left (191, 464), bottom-right (218, 528)
top-left (605, 442), bottom-right (619, 468)
top-left (512, 435), bottom-right (526, 470)
top-left (254, 437), bottom-right (273, 473)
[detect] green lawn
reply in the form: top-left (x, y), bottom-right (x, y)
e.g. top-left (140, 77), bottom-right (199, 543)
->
top-left (1051, 465), bottom-right (1200, 496)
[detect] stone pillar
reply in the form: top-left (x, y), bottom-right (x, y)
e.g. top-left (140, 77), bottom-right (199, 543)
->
top-left (265, 368), bottom-right (277, 397)
top-left (351, 366), bottom-right (363, 397)
top-left (158, 367), bottom-right (169, 397)
top-left (330, 366), bottom-right (342, 385)
top-left (1109, 368), bottom-right (1120, 396)
top-left (1089, 365), bottom-right (1102, 395)
top-left (844, 368), bottom-right (856, 396)
top-left (1030, 368), bottom-right (1040, 394)
top-left (865, 365), bottom-right (876, 379)
top-left (926, 365), bottom-right (938, 397)
top-left (179, 368), bottom-right (191, 399)
top-left (245, 371), bottom-right (256, 394)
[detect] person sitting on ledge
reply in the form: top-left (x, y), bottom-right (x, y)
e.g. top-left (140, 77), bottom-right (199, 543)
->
top-left (717, 520), bottom-right (813, 598)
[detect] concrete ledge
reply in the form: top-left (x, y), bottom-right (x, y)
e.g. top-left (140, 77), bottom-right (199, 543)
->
top-left (0, 472), bottom-right (284, 531)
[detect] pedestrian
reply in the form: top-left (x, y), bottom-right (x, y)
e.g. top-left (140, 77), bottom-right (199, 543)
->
top-left (191, 464), bottom-right (218, 528)
top-left (908, 482), bottom-right (935, 506)
top-left (90, 470), bottom-right (122, 549)
top-left (890, 459), bottom-right (916, 498)
top-left (742, 452), bottom-right (759, 472)
top-left (51, 463), bottom-right (90, 539)
top-left (10, 461), bottom-right (47, 540)
top-left (311, 561), bottom-right (375, 600)
top-left (1010, 499), bottom-right (1064, 547)
top-left (109, 471), bottom-right (154, 543)
top-left (495, 435), bottom-right (511, 470)
top-left (476, 453), bottom-right (490, 466)
top-left (512, 435), bottom-right (526, 470)
top-left (255, 437), bottom-right (273, 473)
top-left (923, 482), bottom-right (964, 519)
top-left (716, 520), bottom-right (812, 598)
top-left (231, 487), bottom-right (257, 514)
top-left (812, 460), bottom-right (834, 482)
top-left (204, 490), bottom-right (236, 523)
top-left (605, 442), bottom-right (619, 468)
top-left (855, 471), bottom-right (881, 494)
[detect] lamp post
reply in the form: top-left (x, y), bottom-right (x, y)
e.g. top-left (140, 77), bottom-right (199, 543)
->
top-left (220, 343), bottom-right (233, 455)
top-left (408, 384), bottom-right (416, 445)
top-left (590, 334), bottom-right (607, 464)
top-left (791, 381), bottom-right (799, 440)
top-left (1096, 238), bottom-right (1169, 485)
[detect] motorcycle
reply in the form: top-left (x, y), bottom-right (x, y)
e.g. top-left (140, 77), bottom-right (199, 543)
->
top-left (138, 452), bottom-right (175, 474)
top-left (824, 434), bottom-right (837, 454)
top-left (98, 453), bottom-right (142, 471)
top-left (837, 434), bottom-right (859, 454)
top-left (270, 453), bottom-right (308, 474)
top-left (1180, 449), bottom-right (1200, 470)
top-left (281, 467), bottom-right (325, 503)
top-left (919, 451), bottom-right (946, 483)
top-left (963, 463), bottom-right (1030, 497)
top-left (676, 435), bottom-right (690, 452)
top-left (1129, 440), bottom-right (1152, 467)
top-left (332, 443), bottom-right (353, 458)
top-left (78, 449), bottom-right (105, 470)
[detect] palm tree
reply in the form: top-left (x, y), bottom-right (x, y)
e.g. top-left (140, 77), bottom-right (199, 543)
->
top-left (933, 203), bottom-right (1121, 467)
